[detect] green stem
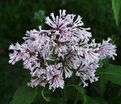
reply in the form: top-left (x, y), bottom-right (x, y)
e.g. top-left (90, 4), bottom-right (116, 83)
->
top-left (74, 93), bottom-right (78, 104)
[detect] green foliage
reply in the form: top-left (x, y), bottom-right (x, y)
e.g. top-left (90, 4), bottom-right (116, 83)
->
top-left (85, 97), bottom-right (107, 104)
top-left (111, 0), bottom-right (121, 26)
top-left (10, 86), bottom-right (37, 104)
top-left (72, 85), bottom-right (87, 104)
top-left (98, 64), bottom-right (121, 85)
top-left (66, 84), bottom-right (108, 104)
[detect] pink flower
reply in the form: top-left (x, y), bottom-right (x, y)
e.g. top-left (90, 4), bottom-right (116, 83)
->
top-left (9, 10), bottom-right (117, 90)
top-left (76, 63), bottom-right (99, 87)
top-left (98, 38), bottom-right (117, 60)
top-left (46, 63), bottom-right (64, 90)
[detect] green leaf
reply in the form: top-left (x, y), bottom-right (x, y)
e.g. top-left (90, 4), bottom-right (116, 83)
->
top-left (86, 97), bottom-right (107, 104)
top-left (71, 85), bottom-right (87, 104)
top-left (67, 84), bottom-right (108, 104)
top-left (93, 79), bottom-right (108, 97)
top-left (111, 0), bottom-right (121, 26)
top-left (98, 64), bottom-right (121, 86)
top-left (10, 86), bottom-right (37, 104)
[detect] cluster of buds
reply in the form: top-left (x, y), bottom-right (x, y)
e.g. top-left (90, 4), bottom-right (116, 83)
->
top-left (9, 10), bottom-right (117, 90)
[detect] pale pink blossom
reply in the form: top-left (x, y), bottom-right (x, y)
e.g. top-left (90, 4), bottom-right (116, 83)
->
top-left (98, 38), bottom-right (117, 60)
top-left (9, 10), bottom-right (117, 90)
top-left (46, 63), bottom-right (64, 90)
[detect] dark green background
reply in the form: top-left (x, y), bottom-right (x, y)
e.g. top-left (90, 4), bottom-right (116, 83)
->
top-left (0, 0), bottom-right (121, 104)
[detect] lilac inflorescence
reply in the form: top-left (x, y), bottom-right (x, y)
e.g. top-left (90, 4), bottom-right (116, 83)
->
top-left (9, 10), bottom-right (117, 90)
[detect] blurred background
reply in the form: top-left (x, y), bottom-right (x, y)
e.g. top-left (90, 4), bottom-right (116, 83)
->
top-left (0, 0), bottom-right (121, 104)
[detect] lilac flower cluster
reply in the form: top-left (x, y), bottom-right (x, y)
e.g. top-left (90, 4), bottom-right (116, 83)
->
top-left (9, 10), bottom-right (117, 90)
